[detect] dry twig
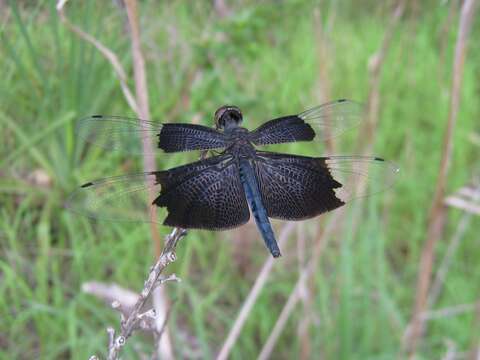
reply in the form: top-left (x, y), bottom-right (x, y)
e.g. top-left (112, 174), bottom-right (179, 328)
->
top-left (105, 229), bottom-right (186, 360)
top-left (404, 0), bottom-right (478, 355)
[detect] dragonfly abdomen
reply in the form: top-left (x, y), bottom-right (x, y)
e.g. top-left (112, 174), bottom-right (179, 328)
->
top-left (239, 158), bottom-right (281, 258)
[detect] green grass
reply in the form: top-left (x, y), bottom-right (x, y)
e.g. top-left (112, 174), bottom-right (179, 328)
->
top-left (1, 1), bottom-right (480, 359)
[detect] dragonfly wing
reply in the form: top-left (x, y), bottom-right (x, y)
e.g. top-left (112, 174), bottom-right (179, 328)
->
top-left (253, 151), bottom-right (399, 220)
top-left (153, 155), bottom-right (250, 230)
top-left (159, 123), bottom-right (228, 152)
top-left (77, 115), bottom-right (227, 154)
top-left (66, 172), bottom-right (161, 223)
top-left (249, 115), bottom-right (315, 145)
top-left (250, 99), bottom-right (364, 146)
top-left (77, 115), bottom-right (162, 155)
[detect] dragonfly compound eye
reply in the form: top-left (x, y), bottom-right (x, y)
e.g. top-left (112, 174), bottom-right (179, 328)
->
top-left (214, 105), bottom-right (243, 129)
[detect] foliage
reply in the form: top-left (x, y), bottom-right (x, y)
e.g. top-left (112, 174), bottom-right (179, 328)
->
top-left (1, 1), bottom-right (479, 358)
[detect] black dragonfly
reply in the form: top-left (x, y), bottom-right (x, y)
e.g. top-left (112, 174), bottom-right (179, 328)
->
top-left (67, 99), bottom-right (398, 258)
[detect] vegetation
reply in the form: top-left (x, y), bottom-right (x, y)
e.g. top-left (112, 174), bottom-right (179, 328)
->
top-left (1, 1), bottom-right (479, 358)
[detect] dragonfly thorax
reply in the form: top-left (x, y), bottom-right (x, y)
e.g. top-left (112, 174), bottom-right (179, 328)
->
top-left (224, 127), bottom-right (256, 158)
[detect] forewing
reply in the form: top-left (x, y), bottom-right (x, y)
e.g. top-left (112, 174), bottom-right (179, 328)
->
top-left (159, 123), bottom-right (228, 153)
top-left (153, 156), bottom-right (250, 230)
top-left (249, 115), bottom-right (315, 145)
top-left (77, 115), bottom-right (227, 154)
top-left (65, 172), bottom-right (162, 223)
top-left (250, 99), bottom-right (364, 146)
top-left (253, 152), bottom-right (399, 220)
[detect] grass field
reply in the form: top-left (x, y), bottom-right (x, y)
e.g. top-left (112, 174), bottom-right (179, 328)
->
top-left (1, 1), bottom-right (479, 359)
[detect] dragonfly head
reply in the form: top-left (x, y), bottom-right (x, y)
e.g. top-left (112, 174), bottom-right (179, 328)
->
top-left (214, 105), bottom-right (243, 130)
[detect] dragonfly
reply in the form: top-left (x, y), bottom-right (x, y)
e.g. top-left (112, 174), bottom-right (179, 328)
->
top-left (67, 99), bottom-right (398, 258)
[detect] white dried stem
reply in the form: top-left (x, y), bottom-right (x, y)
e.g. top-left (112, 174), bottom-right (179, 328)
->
top-left (82, 282), bottom-right (140, 316)
top-left (444, 195), bottom-right (480, 215)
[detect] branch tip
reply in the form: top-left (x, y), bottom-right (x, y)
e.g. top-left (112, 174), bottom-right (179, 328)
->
top-left (111, 300), bottom-right (121, 309)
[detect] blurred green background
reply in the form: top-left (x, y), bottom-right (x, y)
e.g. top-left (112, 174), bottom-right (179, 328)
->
top-left (1, 1), bottom-right (479, 359)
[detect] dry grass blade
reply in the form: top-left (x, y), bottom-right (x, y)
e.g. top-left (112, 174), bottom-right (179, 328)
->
top-left (296, 224), bottom-right (313, 360)
top-left (216, 223), bottom-right (296, 360)
top-left (428, 180), bottom-right (480, 305)
top-left (444, 184), bottom-right (480, 215)
top-left (470, 302), bottom-right (480, 359)
top-left (313, 7), bottom-right (334, 153)
top-left (123, 0), bottom-right (161, 256)
top-left (361, 0), bottom-right (406, 151)
top-left (56, 0), bottom-right (139, 114)
top-left (213, 0), bottom-right (230, 18)
top-left (258, 4), bottom-right (406, 353)
top-left (258, 276), bottom-right (304, 360)
top-left (257, 211), bottom-right (342, 359)
top-left (346, 0), bottom-right (405, 238)
top-left (420, 303), bottom-right (478, 321)
top-left (122, 0), bottom-right (172, 357)
top-left (404, 0), bottom-right (478, 356)
top-left (57, 0), bottom-right (174, 358)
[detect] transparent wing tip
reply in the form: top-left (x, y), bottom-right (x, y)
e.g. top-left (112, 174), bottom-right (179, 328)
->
top-left (325, 156), bottom-right (400, 202)
top-left (65, 173), bottom-right (162, 223)
top-left (76, 115), bottom-right (162, 154)
top-left (298, 99), bottom-right (366, 140)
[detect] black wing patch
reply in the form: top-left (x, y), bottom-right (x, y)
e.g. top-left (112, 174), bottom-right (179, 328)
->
top-left (253, 152), bottom-right (344, 220)
top-left (253, 152), bottom-right (399, 220)
top-left (250, 99), bottom-right (364, 146)
top-left (159, 124), bottom-right (227, 153)
top-left (249, 116), bottom-right (315, 145)
top-left (153, 155), bottom-right (250, 230)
